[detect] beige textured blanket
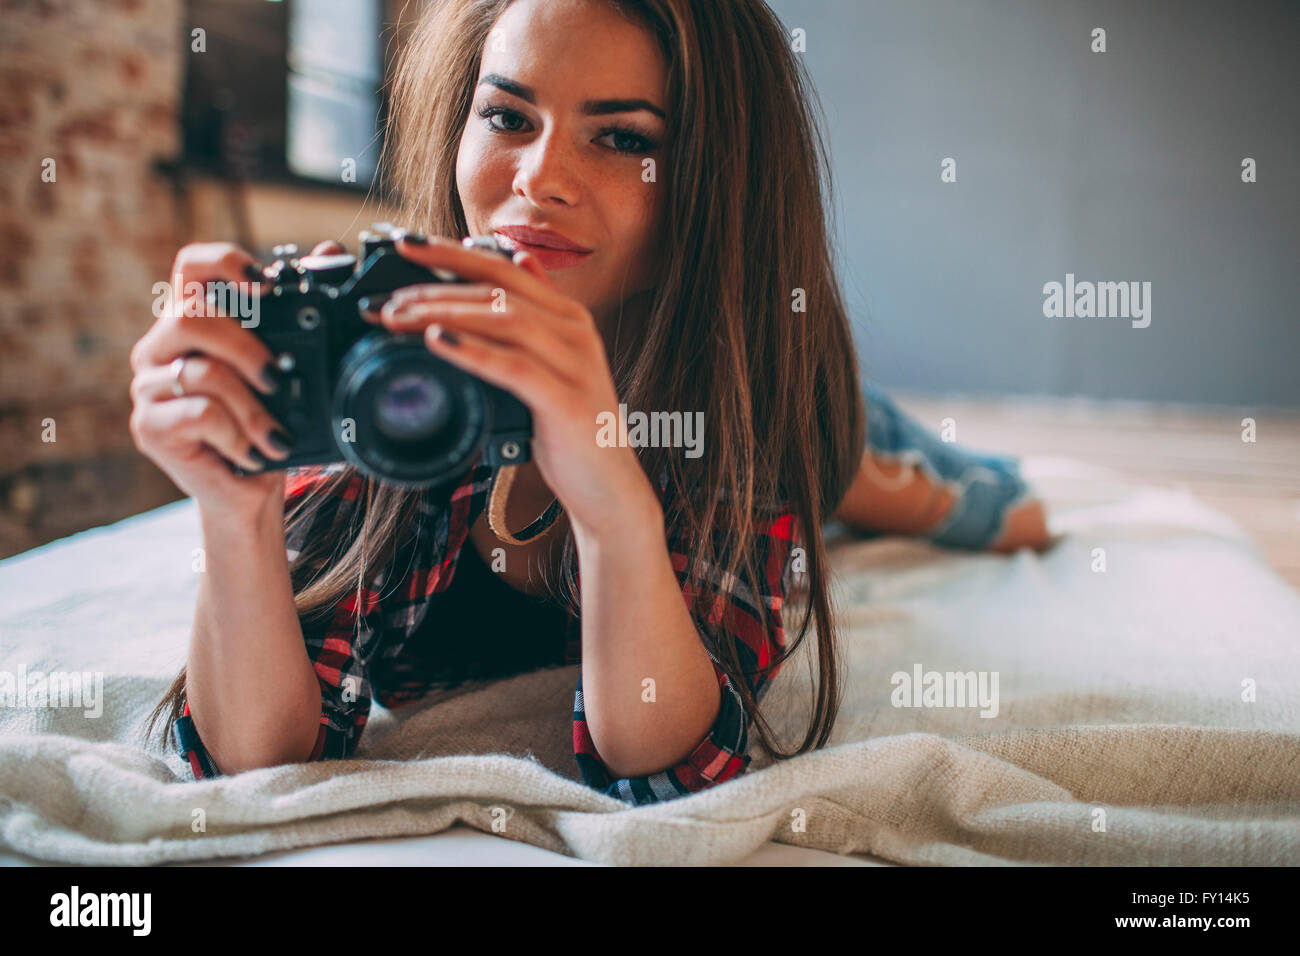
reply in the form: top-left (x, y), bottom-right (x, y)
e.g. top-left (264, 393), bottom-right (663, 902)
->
top-left (1, 456), bottom-right (1298, 865)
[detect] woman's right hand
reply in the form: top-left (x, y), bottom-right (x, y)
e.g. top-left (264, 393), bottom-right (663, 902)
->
top-left (129, 242), bottom-right (296, 521)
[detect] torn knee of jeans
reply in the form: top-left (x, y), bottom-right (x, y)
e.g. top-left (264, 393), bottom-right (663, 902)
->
top-left (924, 464), bottom-right (1029, 551)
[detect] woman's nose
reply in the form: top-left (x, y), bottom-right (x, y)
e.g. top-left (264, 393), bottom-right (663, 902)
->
top-left (512, 130), bottom-right (581, 206)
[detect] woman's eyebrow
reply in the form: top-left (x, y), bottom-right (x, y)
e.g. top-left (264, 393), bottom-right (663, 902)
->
top-left (478, 73), bottom-right (665, 120)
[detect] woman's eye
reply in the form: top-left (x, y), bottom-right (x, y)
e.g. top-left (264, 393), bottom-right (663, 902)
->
top-left (478, 106), bottom-right (529, 132)
top-left (595, 128), bottom-right (656, 154)
top-left (477, 104), bottom-right (655, 154)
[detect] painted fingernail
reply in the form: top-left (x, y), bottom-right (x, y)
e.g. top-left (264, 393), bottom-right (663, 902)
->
top-left (435, 327), bottom-right (461, 347)
top-left (268, 428), bottom-right (296, 453)
top-left (259, 360), bottom-right (284, 393)
top-left (400, 232), bottom-right (428, 245)
top-left (244, 264), bottom-right (265, 282)
top-left (247, 446), bottom-right (272, 470)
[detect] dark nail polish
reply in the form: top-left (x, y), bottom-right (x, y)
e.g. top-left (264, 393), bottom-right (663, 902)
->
top-left (400, 232), bottom-right (428, 245)
top-left (438, 328), bottom-right (461, 347)
top-left (260, 360), bottom-right (283, 393)
top-left (248, 446), bottom-right (272, 469)
top-left (244, 263), bottom-right (265, 282)
top-left (268, 428), bottom-right (295, 453)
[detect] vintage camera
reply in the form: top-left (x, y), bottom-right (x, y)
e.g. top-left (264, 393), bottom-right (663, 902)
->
top-left (245, 225), bottom-right (531, 489)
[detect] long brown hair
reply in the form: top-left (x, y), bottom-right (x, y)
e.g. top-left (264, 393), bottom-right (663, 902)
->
top-left (148, 0), bottom-right (864, 767)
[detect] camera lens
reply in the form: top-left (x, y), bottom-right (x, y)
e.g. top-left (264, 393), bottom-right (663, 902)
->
top-left (334, 332), bottom-right (490, 487)
top-left (374, 371), bottom-right (451, 441)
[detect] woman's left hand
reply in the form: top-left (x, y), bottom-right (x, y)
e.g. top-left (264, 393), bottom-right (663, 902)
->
top-left (379, 235), bottom-right (660, 542)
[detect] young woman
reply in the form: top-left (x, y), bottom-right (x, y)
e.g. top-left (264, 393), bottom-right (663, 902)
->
top-left (132, 0), bottom-right (1049, 805)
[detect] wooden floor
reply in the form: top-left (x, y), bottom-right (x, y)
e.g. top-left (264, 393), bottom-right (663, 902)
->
top-left (885, 391), bottom-right (1300, 591)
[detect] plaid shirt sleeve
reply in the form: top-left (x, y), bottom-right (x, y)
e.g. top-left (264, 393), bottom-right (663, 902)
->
top-left (173, 464), bottom-right (386, 779)
top-left (571, 503), bottom-right (801, 805)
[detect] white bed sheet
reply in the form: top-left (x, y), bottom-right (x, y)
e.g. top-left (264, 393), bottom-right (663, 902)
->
top-left (0, 823), bottom-right (891, 866)
top-left (3, 454), bottom-right (1297, 866)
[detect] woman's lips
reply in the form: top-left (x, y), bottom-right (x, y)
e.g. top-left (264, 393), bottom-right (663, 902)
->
top-left (492, 228), bottom-right (593, 270)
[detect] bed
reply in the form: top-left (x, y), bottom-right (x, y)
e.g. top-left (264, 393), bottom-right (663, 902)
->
top-left (2, 434), bottom-right (1298, 866)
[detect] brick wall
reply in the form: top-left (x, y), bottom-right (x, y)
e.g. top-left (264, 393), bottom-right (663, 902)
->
top-left (0, 0), bottom-right (412, 559)
top-left (0, 0), bottom-right (186, 558)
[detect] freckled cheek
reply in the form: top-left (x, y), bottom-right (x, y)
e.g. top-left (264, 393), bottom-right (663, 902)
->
top-left (611, 182), bottom-right (664, 275)
top-left (455, 134), bottom-right (515, 226)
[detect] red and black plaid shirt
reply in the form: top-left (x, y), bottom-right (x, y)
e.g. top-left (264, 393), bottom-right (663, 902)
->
top-left (174, 451), bottom-right (801, 805)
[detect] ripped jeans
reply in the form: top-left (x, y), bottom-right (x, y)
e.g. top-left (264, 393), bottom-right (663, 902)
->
top-left (858, 381), bottom-right (1034, 550)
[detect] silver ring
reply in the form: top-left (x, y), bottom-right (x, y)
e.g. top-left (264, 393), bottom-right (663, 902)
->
top-left (169, 356), bottom-right (187, 397)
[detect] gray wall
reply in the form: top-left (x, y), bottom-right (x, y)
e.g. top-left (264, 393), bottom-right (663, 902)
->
top-left (764, 0), bottom-right (1299, 407)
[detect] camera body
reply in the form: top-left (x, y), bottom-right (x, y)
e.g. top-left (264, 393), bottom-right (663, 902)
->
top-left (247, 225), bottom-right (530, 489)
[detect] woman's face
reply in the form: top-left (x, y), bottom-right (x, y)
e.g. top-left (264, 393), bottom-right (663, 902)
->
top-left (456, 0), bottom-right (669, 325)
